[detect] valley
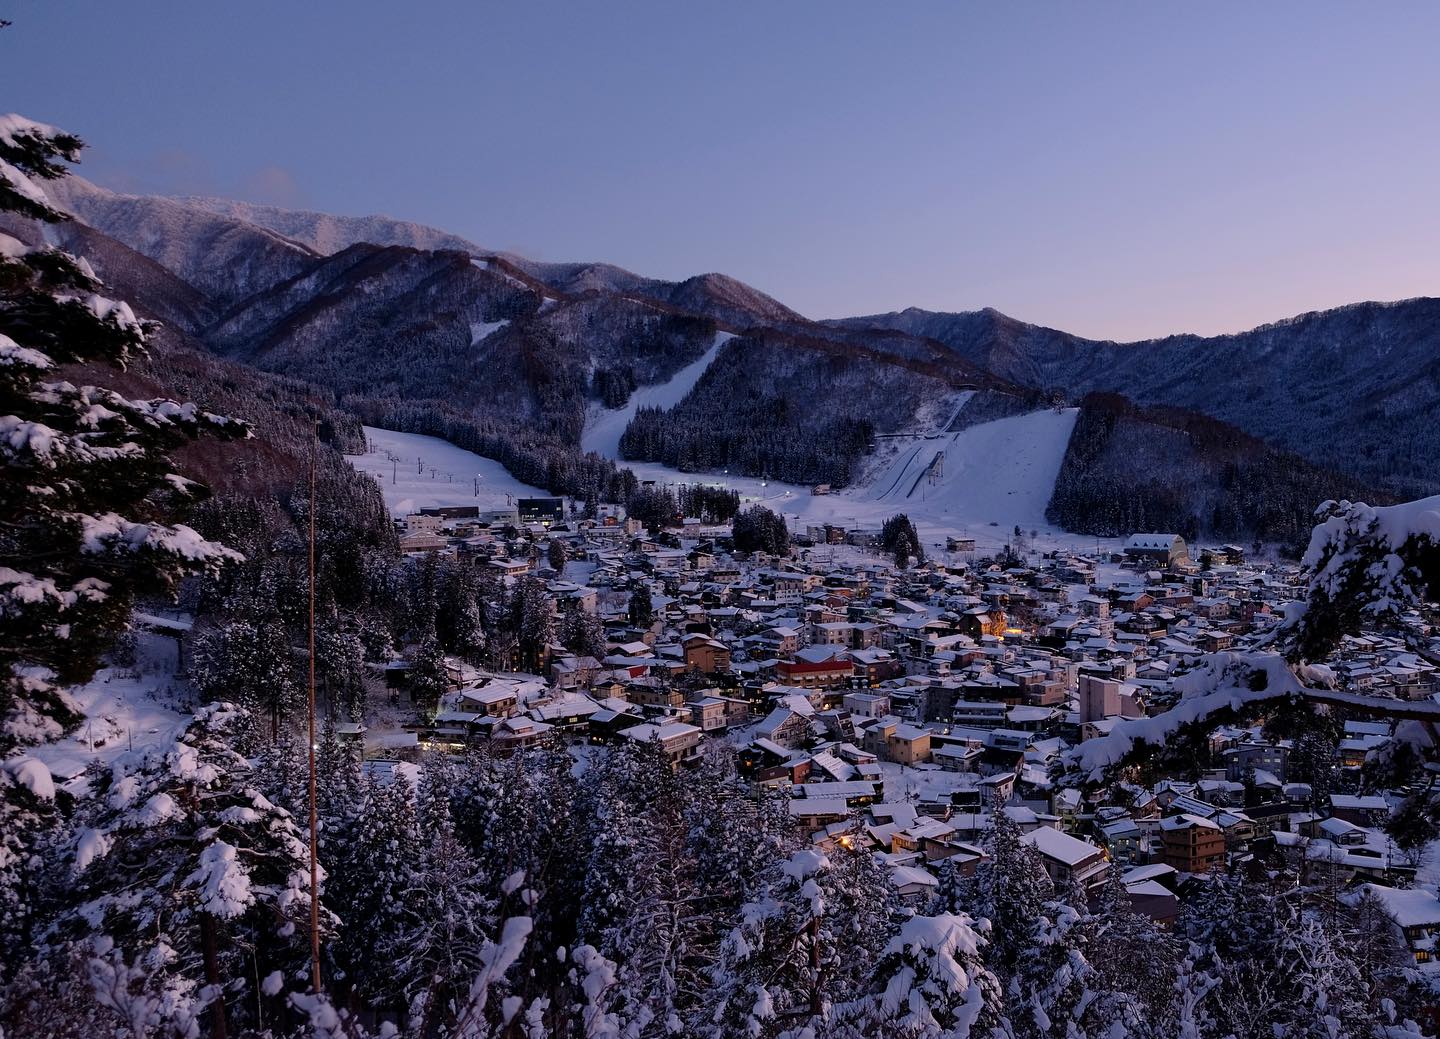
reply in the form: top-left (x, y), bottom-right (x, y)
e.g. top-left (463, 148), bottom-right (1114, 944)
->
top-left (8, 10), bottom-right (1440, 1035)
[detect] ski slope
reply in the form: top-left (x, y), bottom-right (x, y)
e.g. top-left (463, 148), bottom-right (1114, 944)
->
top-left (351, 403), bottom-right (1092, 555)
top-left (581, 331), bottom-right (735, 458)
top-left (347, 426), bottom-right (551, 517)
top-left (605, 407), bottom-right (1084, 553)
top-left (854, 407), bottom-right (1081, 539)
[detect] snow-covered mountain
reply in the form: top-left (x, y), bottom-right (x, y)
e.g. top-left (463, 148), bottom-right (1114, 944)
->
top-left (42, 176), bottom-right (317, 308)
top-left (23, 173), bottom-right (1393, 537)
top-left (180, 194), bottom-right (492, 256)
top-left (833, 300), bottom-right (1440, 498)
top-left (179, 192), bottom-right (805, 327)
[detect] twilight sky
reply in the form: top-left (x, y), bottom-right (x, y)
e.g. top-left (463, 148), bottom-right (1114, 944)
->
top-left (5, 2), bottom-right (1440, 340)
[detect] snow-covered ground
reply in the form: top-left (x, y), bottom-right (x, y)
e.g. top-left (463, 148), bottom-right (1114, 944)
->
top-left (860, 407), bottom-right (1080, 532)
top-left (347, 426), bottom-right (552, 517)
top-left (354, 400), bottom-right (1105, 555)
top-left (29, 628), bottom-right (193, 786)
top-left (469, 318), bottom-right (509, 345)
top-left (592, 402), bottom-right (1096, 555)
top-left (580, 331), bottom-right (735, 458)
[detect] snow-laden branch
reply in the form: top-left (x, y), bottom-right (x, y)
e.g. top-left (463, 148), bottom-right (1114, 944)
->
top-left (1278, 496), bottom-right (1440, 660)
top-left (1064, 652), bottom-right (1311, 781)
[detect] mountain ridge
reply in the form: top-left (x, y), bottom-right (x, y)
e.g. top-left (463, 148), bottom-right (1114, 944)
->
top-left (832, 299), bottom-right (1440, 497)
top-left (24, 173), bottom-right (1406, 535)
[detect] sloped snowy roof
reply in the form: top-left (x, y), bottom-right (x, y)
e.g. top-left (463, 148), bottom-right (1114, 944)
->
top-left (1360, 884), bottom-right (1440, 928)
top-left (1023, 826), bottom-right (1102, 866)
top-left (1125, 534), bottom-right (1182, 551)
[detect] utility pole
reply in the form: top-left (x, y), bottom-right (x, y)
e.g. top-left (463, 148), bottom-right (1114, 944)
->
top-left (306, 430), bottom-right (322, 993)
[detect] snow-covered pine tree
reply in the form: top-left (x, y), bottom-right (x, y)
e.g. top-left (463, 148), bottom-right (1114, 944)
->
top-left (0, 114), bottom-right (247, 1006)
top-left (255, 723), bottom-right (311, 820)
top-left (188, 611), bottom-right (301, 743)
top-left (54, 703), bottom-right (327, 1037)
top-left (703, 848), bottom-right (836, 1039)
top-left (1278, 495), bottom-right (1440, 661)
top-left (323, 768), bottom-right (420, 1018)
top-left (386, 758), bottom-right (497, 1035)
top-left (450, 743), bottom-right (586, 965)
top-left (1, 113), bottom-right (246, 755)
top-left (987, 807), bottom-right (1053, 969)
top-left (821, 843), bottom-right (904, 999)
top-left (509, 576), bottom-right (554, 673)
top-left (1179, 871), bottom-right (1307, 1038)
top-left (314, 609), bottom-right (367, 721)
top-left (408, 628), bottom-right (449, 712)
top-left (588, 756), bottom-right (712, 1035)
top-left (1285, 912), bottom-right (1374, 1039)
top-left (559, 607), bottom-right (606, 660)
top-left (832, 912), bottom-right (1002, 1039)
top-left (1077, 868), bottom-right (1182, 1037)
top-left (628, 585), bottom-right (654, 628)
top-left (680, 747), bottom-right (798, 925)
top-left (1008, 898), bottom-right (1094, 1039)
top-left (432, 558), bottom-right (490, 662)
top-left (1341, 887), bottom-right (1429, 1031)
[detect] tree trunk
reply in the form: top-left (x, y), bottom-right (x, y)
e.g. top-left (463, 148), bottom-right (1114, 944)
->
top-left (200, 914), bottom-right (229, 1039)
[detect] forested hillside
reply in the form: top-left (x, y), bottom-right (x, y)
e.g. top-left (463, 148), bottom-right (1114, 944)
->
top-left (28, 173), bottom-right (1411, 533)
top-left (617, 329), bottom-right (985, 486)
top-left (837, 301), bottom-right (1440, 498)
top-left (1046, 393), bottom-right (1383, 545)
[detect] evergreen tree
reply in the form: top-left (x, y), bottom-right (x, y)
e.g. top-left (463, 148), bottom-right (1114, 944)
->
top-left (560, 607), bottom-right (607, 660)
top-left (1278, 496), bottom-right (1440, 661)
top-left (0, 755), bottom-right (62, 982)
top-left (1385, 791), bottom-right (1438, 868)
top-left (703, 849), bottom-right (835, 1038)
top-left (188, 613), bottom-right (301, 743)
top-left (880, 514), bottom-right (925, 568)
top-left (834, 913), bottom-right (1002, 1039)
top-left (1336, 888), bottom-right (1428, 1033)
top-left (592, 757), bottom-right (711, 1034)
top-left (628, 586), bottom-right (654, 629)
top-left (386, 760), bottom-right (497, 1036)
top-left (54, 703), bottom-right (326, 1037)
top-left (1180, 871), bottom-right (1308, 1039)
top-left (325, 772), bottom-right (419, 1016)
top-left (1, 114), bottom-right (245, 756)
top-left (315, 610), bottom-right (367, 721)
top-left (548, 538), bottom-right (567, 575)
top-left (408, 630), bottom-right (449, 712)
top-left (509, 576), bottom-right (554, 673)
top-left (1079, 869), bottom-right (1183, 1037)
top-left (987, 807), bottom-right (1053, 969)
top-left (1010, 900), bottom-right (1093, 1039)
top-left (732, 506), bottom-right (791, 556)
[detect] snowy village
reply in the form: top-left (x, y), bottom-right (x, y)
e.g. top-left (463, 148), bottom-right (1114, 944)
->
top-left (7, 6), bottom-right (1440, 1039)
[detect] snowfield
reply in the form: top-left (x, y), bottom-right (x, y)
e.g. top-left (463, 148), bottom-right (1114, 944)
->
top-left (581, 331), bottom-right (735, 458)
top-left (347, 426), bottom-right (552, 517)
top-left (469, 318), bottom-right (509, 345)
top-left (586, 399), bottom-right (1091, 554)
top-left (28, 627), bottom-right (192, 786)
top-left (352, 402), bottom-right (1103, 555)
top-left (861, 407), bottom-right (1080, 531)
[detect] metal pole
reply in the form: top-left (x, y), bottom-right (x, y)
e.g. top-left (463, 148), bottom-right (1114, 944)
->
top-left (306, 429), bottom-right (322, 992)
